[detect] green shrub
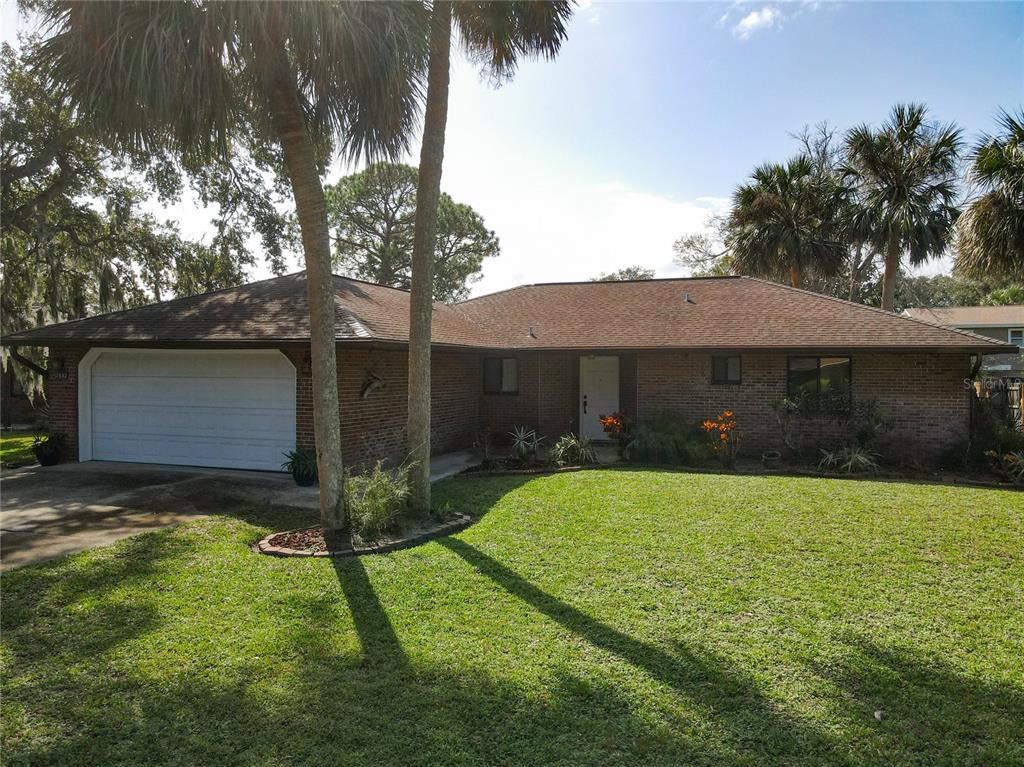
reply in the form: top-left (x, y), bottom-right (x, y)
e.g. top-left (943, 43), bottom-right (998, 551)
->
top-left (818, 446), bottom-right (881, 475)
top-left (550, 433), bottom-right (597, 467)
top-left (940, 398), bottom-right (1024, 472)
top-left (281, 448), bottom-right (318, 482)
top-left (625, 418), bottom-right (706, 466)
top-left (345, 460), bottom-right (412, 543)
top-left (984, 450), bottom-right (1024, 484)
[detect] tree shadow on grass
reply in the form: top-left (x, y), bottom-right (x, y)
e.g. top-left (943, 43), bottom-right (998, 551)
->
top-left (5, 513), bottom-right (1019, 766)
top-left (4, 548), bottom-right (791, 767)
top-left (808, 635), bottom-right (1024, 766)
top-left (438, 536), bottom-right (852, 765)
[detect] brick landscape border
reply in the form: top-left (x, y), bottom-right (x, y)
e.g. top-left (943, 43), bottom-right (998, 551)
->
top-left (253, 513), bottom-right (475, 558)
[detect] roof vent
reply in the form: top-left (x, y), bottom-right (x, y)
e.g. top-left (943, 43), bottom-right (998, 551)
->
top-left (528, 326), bottom-right (538, 338)
top-left (684, 292), bottom-right (697, 305)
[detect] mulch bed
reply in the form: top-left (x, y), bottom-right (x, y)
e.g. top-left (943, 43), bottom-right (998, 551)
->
top-left (253, 512), bottom-right (474, 558)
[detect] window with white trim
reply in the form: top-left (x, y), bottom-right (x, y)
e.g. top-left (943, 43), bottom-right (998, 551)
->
top-left (1009, 329), bottom-right (1023, 350)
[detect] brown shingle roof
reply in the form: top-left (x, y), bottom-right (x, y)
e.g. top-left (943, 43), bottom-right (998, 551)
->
top-left (2, 272), bottom-right (1014, 353)
top-left (903, 305), bottom-right (1024, 328)
top-left (1, 273), bottom-right (502, 349)
top-left (453, 276), bottom-right (1015, 352)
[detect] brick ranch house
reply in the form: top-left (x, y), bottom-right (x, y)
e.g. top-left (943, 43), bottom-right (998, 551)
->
top-left (1, 272), bottom-right (1015, 471)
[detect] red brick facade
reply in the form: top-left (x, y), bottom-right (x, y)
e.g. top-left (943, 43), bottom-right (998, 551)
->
top-left (289, 347), bottom-right (482, 469)
top-left (635, 350), bottom-right (971, 462)
top-left (45, 345), bottom-right (971, 468)
top-left (42, 346), bottom-right (84, 461)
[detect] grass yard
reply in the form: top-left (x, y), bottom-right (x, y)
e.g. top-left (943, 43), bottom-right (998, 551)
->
top-left (0, 430), bottom-right (36, 464)
top-left (1, 470), bottom-right (1022, 766)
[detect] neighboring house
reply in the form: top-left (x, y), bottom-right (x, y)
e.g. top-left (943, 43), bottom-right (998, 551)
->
top-left (0, 273), bottom-right (1014, 471)
top-left (902, 306), bottom-right (1024, 378)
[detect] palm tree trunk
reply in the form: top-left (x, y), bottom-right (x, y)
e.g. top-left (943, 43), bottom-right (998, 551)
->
top-left (880, 241), bottom-right (900, 312)
top-left (789, 265), bottom-right (802, 290)
top-left (407, 0), bottom-right (452, 513)
top-left (265, 51), bottom-right (345, 532)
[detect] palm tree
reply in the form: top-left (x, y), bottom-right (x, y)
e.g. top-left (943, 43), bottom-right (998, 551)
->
top-left (725, 156), bottom-right (848, 290)
top-left (955, 109), bottom-right (1024, 280)
top-left (843, 103), bottom-right (962, 311)
top-left (406, 1), bottom-right (572, 511)
top-left (36, 1), bottom-right (425, 534)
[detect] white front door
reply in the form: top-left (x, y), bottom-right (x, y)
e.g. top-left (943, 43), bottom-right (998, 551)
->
top-left (84, 350), bottom-right (296, 471)
top-left (579, 355), bottom-right (619, 440)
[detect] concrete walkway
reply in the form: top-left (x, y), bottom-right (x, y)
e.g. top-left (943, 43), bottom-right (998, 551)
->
top-left (0, 451), bottom-right (481, 570)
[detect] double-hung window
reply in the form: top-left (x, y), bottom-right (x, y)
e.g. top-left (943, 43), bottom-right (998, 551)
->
top-left (484, 358), bottom-right (518, 394)
top-left (711, 355), bottom-right (742, 385)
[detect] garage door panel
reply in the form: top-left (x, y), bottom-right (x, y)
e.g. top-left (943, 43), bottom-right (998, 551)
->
top-left (92, 353), bottom-right (294, 379)
top-left (92, 377), bottom-right (294, 408)
top-left (93, 405), bottom-right (294, 438)
top-left (89, 351), bottom-right (296, 471)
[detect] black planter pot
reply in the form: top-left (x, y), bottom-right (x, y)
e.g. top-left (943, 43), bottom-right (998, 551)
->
top-left (293, 469), bottom-right (316, 487)
top-left (33, 445), bottom-right (60, 467)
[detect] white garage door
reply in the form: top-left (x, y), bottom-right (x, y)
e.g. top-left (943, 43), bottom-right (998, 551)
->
top-left (88, 350), bottom-right (296, 471)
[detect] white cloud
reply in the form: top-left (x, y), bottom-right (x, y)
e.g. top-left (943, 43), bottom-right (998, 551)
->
top-left (440, 170), bottom-right (728, 297)
top-left (732, 7), bottom-right (782, 40)
top-left (575, 0), bottom-right (601, 25)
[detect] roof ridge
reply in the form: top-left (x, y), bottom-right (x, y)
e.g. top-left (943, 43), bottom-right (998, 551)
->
top-left (459, 274), bottom-right (741, 304)
top-left (739, 276), bottom-right (1009, 348)
top-left (906, 303), bottom-right (1024, 310)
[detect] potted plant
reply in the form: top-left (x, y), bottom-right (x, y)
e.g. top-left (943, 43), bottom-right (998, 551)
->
top-left (282, 448), bottom-right (318, 486)
top-left (32, 432), bottom-right (65, 467)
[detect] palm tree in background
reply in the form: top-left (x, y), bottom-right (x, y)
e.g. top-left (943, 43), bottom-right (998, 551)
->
top-left (726, 155), bottom-right (848, 290)
top-left (955, 109), bottom-right (1024, 281)
top-left (406, 1), bottom-right (573, 512)
top-left (843, 103), bottom-right (962, 311)
top-left (35, 1), bottom-right (426, 534)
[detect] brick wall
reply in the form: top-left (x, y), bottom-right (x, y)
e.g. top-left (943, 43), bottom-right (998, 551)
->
top-left (480, 352), bottom-right (539, 440)
top-left (636, 350), bottom-right (971, 462)
top-left (291, 346), bottom-right (481, 469)
top-left (42, 345), bottom-right (971, 469)
top-left (537, 352), bottom-right (578, 438)
top-left (479, 351), bottom-right (580, 441)
top-left (42, 346), bottom-right (84, 461)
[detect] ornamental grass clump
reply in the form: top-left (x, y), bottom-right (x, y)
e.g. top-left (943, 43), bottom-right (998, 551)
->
top-left (345, 460), bottom-right (413, 543)
top-left (701, 410), bottom-right (741, 467)
top-left (818, 446), bottom-right (881, 475)
top-left (550, 433), bottom-right (597, 467)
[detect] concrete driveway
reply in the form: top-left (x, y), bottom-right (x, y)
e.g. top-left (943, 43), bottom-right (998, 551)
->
top-left (0, 462), bottom-right (318, 571)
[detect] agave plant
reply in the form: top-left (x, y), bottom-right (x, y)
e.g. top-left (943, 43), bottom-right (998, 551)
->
top-left (509, 425), bottom-right (543, 464)
top-left (549, 434), bottom-right (597, 467)
top-left (818, 446), bottom-right (881, 475)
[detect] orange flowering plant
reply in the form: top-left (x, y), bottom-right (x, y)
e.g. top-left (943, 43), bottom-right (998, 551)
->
top-left (701, 410), bottom-right (741, 467)
top-left (599, 411), bottom-right (632, 457)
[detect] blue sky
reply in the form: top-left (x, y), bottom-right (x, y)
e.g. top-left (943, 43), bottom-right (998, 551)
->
top-left (4, 1), bottom-right (1022, 295)
top-left (436, 0), bottom-right (1023, 294)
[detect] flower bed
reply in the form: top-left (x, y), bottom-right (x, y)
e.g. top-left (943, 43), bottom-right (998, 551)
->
top-left (253, 513), bottom-right (474, 558)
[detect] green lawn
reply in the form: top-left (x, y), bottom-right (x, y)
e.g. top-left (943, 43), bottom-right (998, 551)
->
top-left (0, 429), bottom-right (36, 464)
top-left (2, 470), bottom-right (1022, 766)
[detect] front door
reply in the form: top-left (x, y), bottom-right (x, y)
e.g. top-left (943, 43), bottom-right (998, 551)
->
top-left (579, 356), bottom-right (619, 440)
